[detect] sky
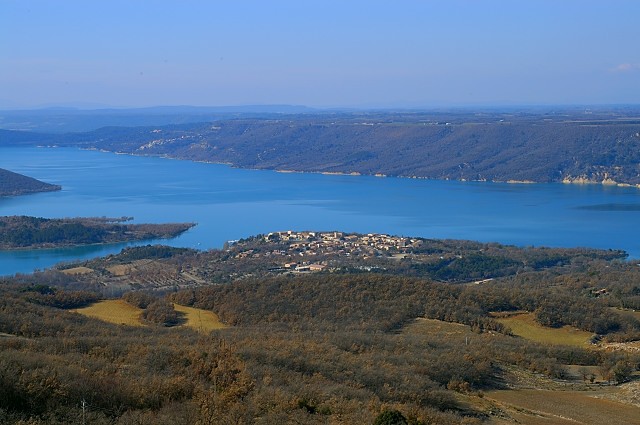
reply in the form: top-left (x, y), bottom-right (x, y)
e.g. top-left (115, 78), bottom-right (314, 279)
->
top-left (1, 0), bottom-right (639, 109)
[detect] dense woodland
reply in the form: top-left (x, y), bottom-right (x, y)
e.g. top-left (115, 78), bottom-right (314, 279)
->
top-left (0, 216), bottom-right (195, 249)
top-left (2, 233), bottom-right (640, 424)
top-left (0, 168), bottom-right (61, 197)
top-left (3, 108), bottom-right (640, 185)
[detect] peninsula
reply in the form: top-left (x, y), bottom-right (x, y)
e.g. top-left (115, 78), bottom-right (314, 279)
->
top-left (0, 168), bottom-right (61, 197)
top-left (0, 216), bottom-right (195, 250)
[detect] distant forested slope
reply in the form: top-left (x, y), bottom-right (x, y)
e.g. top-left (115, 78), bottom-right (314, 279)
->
top-left (0, 168), bottom-right (61, 197)
top-left (0, 216), bottom-right (195, 249)
top-left (3, 108), bottom-right (640, 185)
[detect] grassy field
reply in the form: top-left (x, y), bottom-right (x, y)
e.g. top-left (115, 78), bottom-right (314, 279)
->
top-left (60, 266), bottom-right (93, 275)
top-left (495, 313), bottom-right (592, 347)
top-left (73, 299), bottom-right (226, 331)
top-left (485, 389), bottom-right (640, 425)
top-left (173, 303), bottom-right (227, 331)
top-left (403, 317), bottom-right (476, 338)
top-left (72, 299), bottom-right (143, 326)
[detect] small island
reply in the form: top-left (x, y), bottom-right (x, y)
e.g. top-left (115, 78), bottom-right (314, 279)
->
top-left (0, 216), bottom-right (195, 250)
top-left (0, 168), bottom-right (62, 197)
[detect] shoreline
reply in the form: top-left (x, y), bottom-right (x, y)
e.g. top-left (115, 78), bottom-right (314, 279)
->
top-left (0, 218), bottom-right (196, 252)
top-left (42, 146), bottom-right (640, 189)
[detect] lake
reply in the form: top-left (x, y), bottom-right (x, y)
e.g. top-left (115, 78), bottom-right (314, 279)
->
top-left (1, 146), bottom-right (639, 275)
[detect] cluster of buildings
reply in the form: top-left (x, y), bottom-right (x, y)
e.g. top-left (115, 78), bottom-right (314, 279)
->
top-left (232, 231), bottom-right (424, 274)
top-left (269, 230), bottom-right (423, 253)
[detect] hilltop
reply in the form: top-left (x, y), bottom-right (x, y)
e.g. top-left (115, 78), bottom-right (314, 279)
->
top-left (0, 168), bottom-right (61, 197)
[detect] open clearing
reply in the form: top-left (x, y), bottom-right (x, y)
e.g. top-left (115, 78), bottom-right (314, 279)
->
top-left (485, 389), bottom-right (640, 425)
top-left (495, 313), bottom-right (592, 347)
top-left (60, 266), bottom-right (93, 275)
top-left (403, 317), bottom-right (476, 338)
top-left (173, 303), bottom-right (226, 331)
top-left (73, 299), bottom-right (225, 330)
top-left (73, 299), bottom-right (143, 326)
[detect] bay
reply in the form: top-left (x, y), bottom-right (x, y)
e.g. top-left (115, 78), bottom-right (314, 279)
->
top-left (0, 146), bottom-right (638, 276)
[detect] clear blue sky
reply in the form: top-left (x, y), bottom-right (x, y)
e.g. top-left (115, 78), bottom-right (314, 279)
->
top-left (1, 0), bottom-right (639, 109)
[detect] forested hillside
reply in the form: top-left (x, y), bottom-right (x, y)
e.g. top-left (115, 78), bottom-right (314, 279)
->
top-left (0, 216), bottom-right (195, 249)
top-left (0, 168), bottom-right (61, 197)
top-left (4, 108), bottom-right (639, 186)
top-left (2, 235), bottom-right (640, 424)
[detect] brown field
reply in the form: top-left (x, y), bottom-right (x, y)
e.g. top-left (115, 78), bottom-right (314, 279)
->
top-left (60, 266), bottom-right (94, 275)
top-left (496, 313), bottom-right (592, 347)
top-left (485, 389), bottom-right (640, 425)
top-left (402, 317), bottom-right (476, 337)
top-left (106, 264), bottom-right (134, 276)
top-left (72, 299), bottom-right (143, 326)
top-left (173, 303), bottom-right (227, 331)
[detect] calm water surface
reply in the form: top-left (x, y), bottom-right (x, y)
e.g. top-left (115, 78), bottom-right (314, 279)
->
top-left (1, 147), bottom-right (639, 275)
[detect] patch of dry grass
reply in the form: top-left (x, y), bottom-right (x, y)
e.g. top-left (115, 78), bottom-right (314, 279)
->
top-left (73, 299), bottom-right (227, 332)
top-left (173, 303), bottom-right (227, 331)
top-left (73, 299), bottom-right (143, 326)
top-left (496, 313), bottom-right (592, 347)
top-left (402, 317), bottom-right (475, 337)
top-left (60, 266), bottom-right (93, 275)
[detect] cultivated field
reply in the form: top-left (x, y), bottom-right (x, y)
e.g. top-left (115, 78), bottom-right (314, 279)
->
top-left (495, 313), bottom-right (592, 347)
top-left (485, 389), bottom-right (640, 425)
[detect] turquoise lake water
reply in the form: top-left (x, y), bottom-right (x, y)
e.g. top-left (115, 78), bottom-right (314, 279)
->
top-left (1, 147), bottom-right (639, 275)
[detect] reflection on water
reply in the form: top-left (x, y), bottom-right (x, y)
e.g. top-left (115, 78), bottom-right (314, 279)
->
top-left (1, 146), bottom-right (639, 275)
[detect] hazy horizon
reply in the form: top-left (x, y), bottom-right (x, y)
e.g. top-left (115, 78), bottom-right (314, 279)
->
top-left (2, 1), bottom-right (639, 109)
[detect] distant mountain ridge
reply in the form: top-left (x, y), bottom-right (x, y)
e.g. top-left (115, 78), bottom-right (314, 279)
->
top-left (1, 108), bottom-right (639, 186)
top-left (0, 168), bottom-right (61, 197)
top-left (0, 105), bottom-right (317, 133)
